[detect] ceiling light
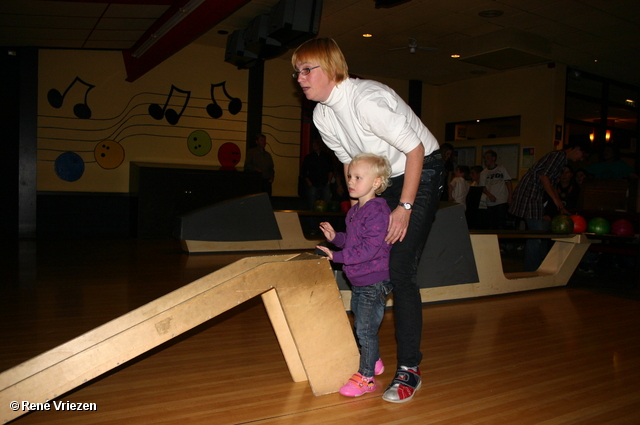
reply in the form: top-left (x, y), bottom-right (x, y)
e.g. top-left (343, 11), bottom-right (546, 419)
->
top-left (478, 10), bottom-right (504, 18)
top-left (362, 33), bottom-right (373, 38)
top-left (451, 54), bottom-right (460, 58)
top-left (132, 0), bottom-right (206, 58)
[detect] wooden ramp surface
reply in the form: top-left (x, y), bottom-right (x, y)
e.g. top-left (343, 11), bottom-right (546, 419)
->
top-left (0, 253), bottom-right (359, 424)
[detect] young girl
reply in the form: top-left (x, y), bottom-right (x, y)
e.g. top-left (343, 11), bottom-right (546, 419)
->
top-left (316, 153), bottom-right (393, 397)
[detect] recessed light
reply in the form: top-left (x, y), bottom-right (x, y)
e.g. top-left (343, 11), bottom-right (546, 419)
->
top-left (478, 10), bottom-right (504, 18)
top-left (451, 54), bottom-right (460, 58)
top-left (362, 33), bottom-right (373, 38)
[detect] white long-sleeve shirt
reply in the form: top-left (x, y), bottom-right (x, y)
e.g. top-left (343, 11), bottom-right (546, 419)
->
top-left (313, 78), bottom-right (439, 177)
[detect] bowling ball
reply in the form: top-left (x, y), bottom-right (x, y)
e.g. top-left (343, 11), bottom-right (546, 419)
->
top-left (569, 214), bottom-right (587, 233)
top-left (327, 200), bottom-right (341, 213)
top-left (340, 201), bottom-right (351, 214)
top-left (313, 200), bottom-right (328, 213)
top-left (550, 214), bottom-right (574, 234)
top-left (610, 219), bottom-right (635, 237)
top-left (587, 217), bottom-right (610, 235)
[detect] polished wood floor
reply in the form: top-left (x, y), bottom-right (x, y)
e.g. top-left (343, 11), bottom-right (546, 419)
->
top-left (1, 238), bottom-right (639, 424)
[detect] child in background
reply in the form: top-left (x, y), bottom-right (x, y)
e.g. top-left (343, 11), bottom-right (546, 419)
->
top-left (448, 165), bottom-right (470, 209)
top-left (316, 153), bottom-right (393, 397)
top-left (466, 165), bottom-right (487, 229)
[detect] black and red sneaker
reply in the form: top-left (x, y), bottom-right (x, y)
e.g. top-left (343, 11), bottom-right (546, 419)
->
top-left (382, 366), bottom-right (421, 403)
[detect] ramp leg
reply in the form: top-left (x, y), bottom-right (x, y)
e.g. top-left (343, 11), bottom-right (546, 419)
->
top-left (261, 289), bottom-right (306, 382)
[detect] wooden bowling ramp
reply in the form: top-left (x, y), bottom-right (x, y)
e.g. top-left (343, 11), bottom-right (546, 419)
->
top-left (182, 211), bottom-right (319, 252)
top-left (0, 253), bottom-right (359, 424)
top-left (418, 232), bottom-right (593, 302)
top-left (335, 231), bottom-right (592, 310)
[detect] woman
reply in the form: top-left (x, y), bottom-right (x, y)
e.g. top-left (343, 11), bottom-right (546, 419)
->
top-left (292, 38), bottom-right (444, 404)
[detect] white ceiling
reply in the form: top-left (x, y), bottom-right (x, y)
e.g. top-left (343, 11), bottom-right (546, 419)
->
top-left (2, 0), bottom-right (640, 88)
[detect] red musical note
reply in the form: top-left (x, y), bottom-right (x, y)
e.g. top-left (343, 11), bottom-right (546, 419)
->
top-left (206, 81), bottom-right (242, 119)
top-left (149, 85), bottom-right (191, 125)
top-left (47, 77), bottom-right (95, 119)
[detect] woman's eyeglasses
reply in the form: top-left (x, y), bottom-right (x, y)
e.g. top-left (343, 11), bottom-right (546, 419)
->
top-left (292, 66), bottom-right (320, 78)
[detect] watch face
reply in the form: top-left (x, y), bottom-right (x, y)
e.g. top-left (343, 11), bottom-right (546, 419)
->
top-left (400, 202), bottom-right (412, 210)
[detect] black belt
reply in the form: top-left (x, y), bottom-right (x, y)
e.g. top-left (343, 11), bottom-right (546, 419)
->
top-left (423, 149), bottom-right (442, 165)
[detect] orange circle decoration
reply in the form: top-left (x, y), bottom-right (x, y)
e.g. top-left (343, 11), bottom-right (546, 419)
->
top-left (94, 140), bottom-right (125, 169)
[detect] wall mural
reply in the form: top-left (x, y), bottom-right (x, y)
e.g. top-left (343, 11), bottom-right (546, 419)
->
top-left (48, 77), bottom-right (95, 119)
top-left (42, 77), bottom-right (245, 182)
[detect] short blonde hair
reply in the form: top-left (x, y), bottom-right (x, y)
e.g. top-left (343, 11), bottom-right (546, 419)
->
top-left (351, 153), bottom-right (392, 195)
top-left (291, 38), bottom-right (349, 84)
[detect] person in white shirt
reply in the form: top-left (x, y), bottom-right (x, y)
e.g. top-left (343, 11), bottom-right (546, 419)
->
top-left (448, 165), bottom-right (470, 209)
top-left (292, 37), bottom-right (444, 404)
top-left (479, 150), bottom-right (512, 229)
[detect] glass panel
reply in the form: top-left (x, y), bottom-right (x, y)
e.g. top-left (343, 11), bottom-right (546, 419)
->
top-left (609, 84), bottom-right (638, 108)
top-left (607, 105), bottom-right (637, 131)
top-left (566, 71), bottom-right (603, 98)
top-left (444, 116), bottom-right (520, 142)
top-left (564, 122), bottom-right (596, 145)
top-left (565, 96), bottom-right (601, 122)
top-left (609, 128), bottom-right (635, 150)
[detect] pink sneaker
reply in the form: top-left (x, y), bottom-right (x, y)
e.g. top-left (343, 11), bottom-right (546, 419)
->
top-left (339, 373), bottom-right (376, 397)
top-left (375, 358), bottom-right (385, 375)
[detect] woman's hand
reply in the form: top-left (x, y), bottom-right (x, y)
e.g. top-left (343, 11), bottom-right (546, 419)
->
top-left (385, 207), bottom-right (411, 244)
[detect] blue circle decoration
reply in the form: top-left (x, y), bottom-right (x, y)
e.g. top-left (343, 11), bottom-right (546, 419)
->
top-left (55, 151), bottom-right (85, 182)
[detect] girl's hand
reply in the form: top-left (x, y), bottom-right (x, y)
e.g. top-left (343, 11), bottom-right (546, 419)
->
top-left (319, 222), bottom-right (336, 242)
top-left (315, 245), bottom-right (334, 260)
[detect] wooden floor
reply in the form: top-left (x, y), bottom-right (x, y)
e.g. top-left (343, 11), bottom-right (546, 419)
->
top-left (1, 238), bottom-right (640, 424)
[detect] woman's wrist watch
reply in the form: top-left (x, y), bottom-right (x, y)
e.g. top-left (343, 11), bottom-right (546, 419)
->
top-left (398, 202), bottom-right (413, 210)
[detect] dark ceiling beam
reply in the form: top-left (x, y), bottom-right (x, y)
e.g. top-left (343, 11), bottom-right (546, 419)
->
top-left (42, 0), bottom-right (176, 4)
top-left (122, 0), bottom-right (249, 82)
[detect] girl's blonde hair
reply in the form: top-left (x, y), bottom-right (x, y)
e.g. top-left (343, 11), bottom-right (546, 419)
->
top-left (351, 153), bottom-right (392, 195)
top-left (291, 38), bottom-right (349, 84)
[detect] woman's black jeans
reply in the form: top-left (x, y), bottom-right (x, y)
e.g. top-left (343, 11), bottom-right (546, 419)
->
top-left (381, 152), bottom-right (444, 368)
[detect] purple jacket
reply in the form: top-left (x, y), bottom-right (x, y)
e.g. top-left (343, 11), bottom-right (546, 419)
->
top-left (331, 197), bottom-right (392, 286)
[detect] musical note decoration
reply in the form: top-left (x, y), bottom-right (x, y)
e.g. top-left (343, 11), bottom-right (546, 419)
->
top-left (47, 77), bottom-right (95, 119)
top-left (148, 85), bottom-right (191, 125)
top-left (207, 81), bottom-right (242, 119)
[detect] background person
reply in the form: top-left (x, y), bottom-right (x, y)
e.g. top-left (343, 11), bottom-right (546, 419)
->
top-left (449, 165), bottom-right (470, 209)
top-left (479, 150), bottom-right (513, 230)
top-left (301, 138), bottom-right (334, 210)
top-left (244, 133), bottom-right (275, 196)
top-left (509, 139), bottom-right (590, 271)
